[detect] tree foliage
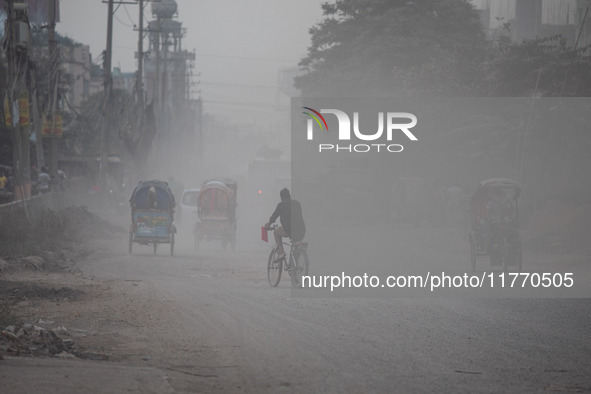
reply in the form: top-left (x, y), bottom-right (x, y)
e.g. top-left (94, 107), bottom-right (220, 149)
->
top-left (295, 1), bottom-right (591, 202)
top-left (484, 34), bottom-right (591, 97)
top-left (295, 0), bottom-right (488, 96)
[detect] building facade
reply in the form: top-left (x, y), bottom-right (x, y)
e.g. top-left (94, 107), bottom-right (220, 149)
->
top-left (60, 44), bottom-right (102, 108)
top-left (470, 0), bottom-right (591, 47)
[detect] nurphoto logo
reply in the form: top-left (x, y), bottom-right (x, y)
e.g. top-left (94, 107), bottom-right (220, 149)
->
top-left (302, 107), bottom-right (418, 153)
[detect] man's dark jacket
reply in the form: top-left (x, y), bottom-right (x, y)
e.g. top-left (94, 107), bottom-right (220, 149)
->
top-left (269, 198), bottom-right (306, 242)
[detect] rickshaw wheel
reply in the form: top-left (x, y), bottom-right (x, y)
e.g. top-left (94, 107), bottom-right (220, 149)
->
top-left (170, 233), bottom-right (175, 257)
top-left (490, 251), bottom-right (501, 267)
top-left (153, 243), bottom-right (158, 255)
top-left (128, 230), bottom-right (133, 255)
top-left (229, 224), bottom-right (236, 252)
top-left (501, 238), bottom-right (509, 274)
top-left (469, 233), bottom-right (476, 272)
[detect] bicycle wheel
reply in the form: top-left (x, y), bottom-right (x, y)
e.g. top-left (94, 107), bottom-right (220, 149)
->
top-left (267, 248), bottom-right (283, 287)
top-left (290, 249), bottom-right (309, 288)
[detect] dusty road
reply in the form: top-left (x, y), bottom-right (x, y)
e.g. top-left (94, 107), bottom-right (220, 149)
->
top-left (2, 216), bottom-right (590, 393)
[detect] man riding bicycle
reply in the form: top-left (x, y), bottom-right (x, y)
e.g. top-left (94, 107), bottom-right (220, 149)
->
top-left (265, 188), bottom-right (306, 259)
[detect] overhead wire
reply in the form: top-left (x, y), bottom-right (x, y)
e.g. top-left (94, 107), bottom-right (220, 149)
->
top-left (195, 53), bottom-right (298, 63)
top-left (200, 81), bottom-right (279, 91)
top-left (122, 3), bottom-right (136, 28)
top-left (114, 13), bottom-right (133, 28)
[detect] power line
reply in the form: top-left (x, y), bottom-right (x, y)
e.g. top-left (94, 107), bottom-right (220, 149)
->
top-left (195, 53), bottom-right (298, 63)
top-left (203, 105), bottom-right (288, 117)
top-left (114, 13), bottom-right (133, 28)
top-left (201, 81), bottom-right (279, 90)
top-left (204, 99), bottom-right (282, 108)
top-left (122, 3), bottom-right (136, 27)
top-left (205, 104), bottom-right (288, 112)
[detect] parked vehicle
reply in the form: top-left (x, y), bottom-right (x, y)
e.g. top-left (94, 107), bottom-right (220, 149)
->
top-left (128, 180), bottom-right (176, 256)
top-left (194, 179), bottom-right (237, 251)
top-left (469, 178), bottom-right (522, 273)
top-left (178, 188), bottom-right (200, 225)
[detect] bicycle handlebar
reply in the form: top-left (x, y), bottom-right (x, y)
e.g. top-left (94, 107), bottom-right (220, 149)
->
top-left (265, 223), bottom-right (279, 231)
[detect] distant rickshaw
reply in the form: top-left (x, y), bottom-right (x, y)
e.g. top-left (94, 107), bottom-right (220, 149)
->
top-left (194, 179), bottom-right (237, 251)
top-left (129, 180), bottom-right (176, 256)
top-left (469, 178), bottom-right (522, 273)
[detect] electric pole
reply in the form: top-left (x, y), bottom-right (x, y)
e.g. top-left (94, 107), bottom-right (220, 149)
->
top-left (135, 0), bottom-right (145, 179)
top-left (100, 0), bottom-right (114, 193)
top-left (137, 0), bottom-right (144, 110)
top-left (47, 0), bottom-right (58, 179)
top-left (4, 0), bottom-right (32, 200)
top-left (154, 14), bottom-right (160, 110)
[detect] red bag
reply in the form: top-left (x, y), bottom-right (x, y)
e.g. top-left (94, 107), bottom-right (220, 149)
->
top-left (261, 226), bottom-right (268, 242)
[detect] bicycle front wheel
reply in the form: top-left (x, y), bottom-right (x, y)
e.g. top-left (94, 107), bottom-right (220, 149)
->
top-left (267, 248), bottom-right (283, 287)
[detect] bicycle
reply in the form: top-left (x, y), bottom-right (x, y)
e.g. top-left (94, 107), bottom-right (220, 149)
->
top-left (265, 224), bottom-right (309, 288)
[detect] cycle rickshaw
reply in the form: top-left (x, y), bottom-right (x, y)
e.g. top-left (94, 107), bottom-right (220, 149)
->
top-left (469, 178), bottom-right (522, 273)
top-left (194, 179), bottom-right (237, 251)
top-left (129, 180), bottom-right (176, 256)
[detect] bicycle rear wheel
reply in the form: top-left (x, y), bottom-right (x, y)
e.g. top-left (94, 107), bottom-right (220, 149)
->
top-left (290, 249), bottom-right (309, 288)
top-left (267, 248), bottom-right (283, 287)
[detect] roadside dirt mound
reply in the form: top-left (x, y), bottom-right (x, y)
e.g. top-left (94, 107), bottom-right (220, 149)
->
top-left (0, 320), bottom-right (105, 360)
top-left (58, 206), bottom-right (126, 240)
top-left (1, 206), bottom-right (125, 270)
top-left (0, 279), bottom-right (87, 360)
top-left (1, 324), bottom-right (75, 358)
top-left (0, 207), bottom-right (126, 363)
top-left (524, 200), bottom-right (591, 252)
top-left (0, 275), bottom-right (113, 362)
top-left (0, 280), bottom-right (83, 302)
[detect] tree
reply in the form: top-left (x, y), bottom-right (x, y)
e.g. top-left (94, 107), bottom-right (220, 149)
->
top-left (484, 34), bottom-right (591, 97)
top-left (295, 0), bottom-right (488, 96)
top-left (481, 32), bottom-right (591, 201)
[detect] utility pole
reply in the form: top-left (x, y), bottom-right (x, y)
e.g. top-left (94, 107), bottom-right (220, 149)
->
top-left (47, 0), bottom-right (58, 179)
top-left (152, 13), bottom-right (161, 169)
top-left (4, 0), bottom-right (32, 200)
top-left (100, 0), bottom-right (114, 193)
top-left (154, 14), bottom-right (160, 110)
top-left (135, 0), bottom-right (145, 179)
top-left (160, 24), bottom-right (169, 165)
top-left (137, 0), bottom-right (144, 110)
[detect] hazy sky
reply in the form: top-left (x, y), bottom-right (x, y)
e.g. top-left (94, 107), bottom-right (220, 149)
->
top-left (57, 0), bottom-right (325, 123)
